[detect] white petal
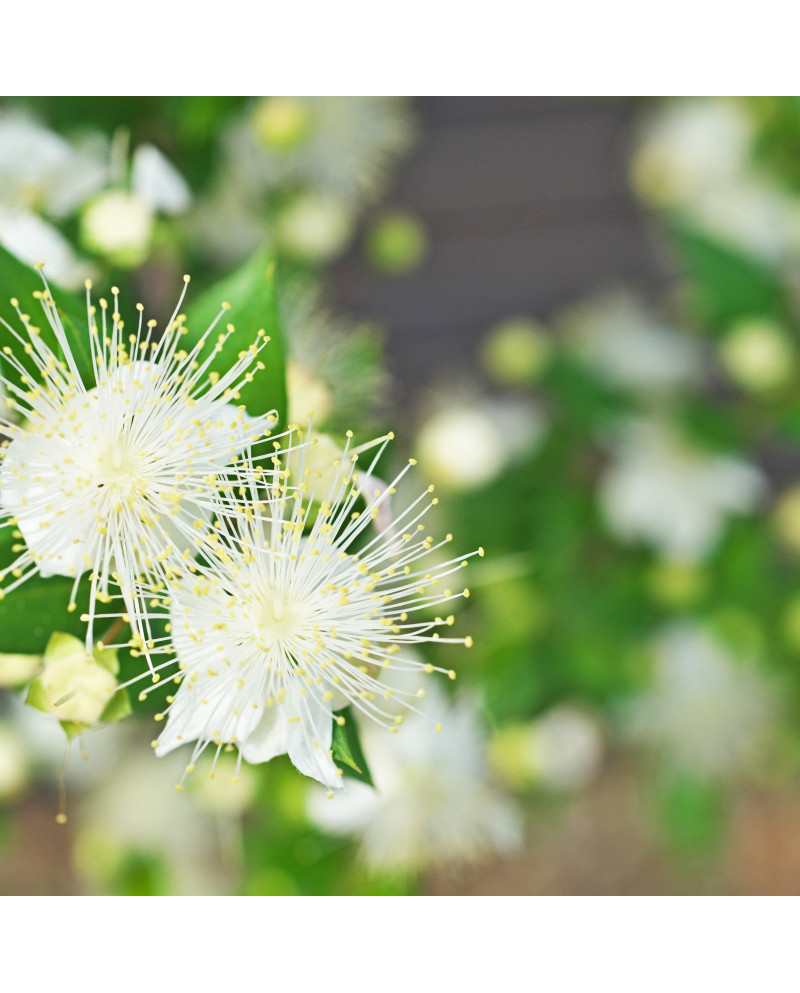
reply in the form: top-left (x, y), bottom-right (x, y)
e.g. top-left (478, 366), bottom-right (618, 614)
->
top-left (132, 144), bottom-right (192, 215)
top-left (242, 683), bottom-right (341, 788)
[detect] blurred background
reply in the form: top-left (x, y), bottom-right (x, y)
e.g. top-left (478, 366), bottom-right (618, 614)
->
top-left (3, 95), bottom-right (800, 894)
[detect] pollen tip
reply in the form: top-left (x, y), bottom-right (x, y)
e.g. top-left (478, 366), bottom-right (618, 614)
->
top-left (34, 262), bottom-right (45, 270)
top-left (55, 813), bottom-right (68, 824)
top-left (84, 279), bottom-right (92, 290)
top-left (183, 274), bottom-right (191, 283)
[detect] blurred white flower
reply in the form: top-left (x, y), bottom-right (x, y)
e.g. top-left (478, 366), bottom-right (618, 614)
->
top-left (561, 292), bottom-right (704, 394)
top-left (490, 704), bottom-right (605, 792)
top-left (230, 96), bottom-right (415, 206)
top-left (280, 283), bottom-right (389, 432)
top-left (599, 418), bottom-right (764, 562)
top-left (416, 393), bottom-right (547, 491)
top-left (80, 140), bottom-right (191, 268)
top-left (632, 98), bottom-right (800, 262)
top-left (0, 205), bottom-right (89, 289)
top-left (622, 621), bottom-right (775, 778)
top-left (131, 144), bottom-right (192, 215)
top-left (307, 681), bottom-right (523, 874)
top-left (72, 724), bottom-right (234, 894)
top-left (0, 112), bottom-right (107, 218)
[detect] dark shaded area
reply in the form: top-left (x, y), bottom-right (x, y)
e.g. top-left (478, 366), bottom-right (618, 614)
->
top-left (334, 96), bottom-right (671, 406)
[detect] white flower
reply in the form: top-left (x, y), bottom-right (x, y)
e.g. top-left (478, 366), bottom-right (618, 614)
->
top-left (0, 271), bottom-right (278, 650)
top-left (131, 144), bottom-right (192, 216)
top-left (416, 392), bottom-right (547, 492)
top-left (490, 704), bottom-right (605, 792)
top-left (560, 292), bottom-right (704, 394)
top-left (137, 430), bottom-right (480, 790)
top-left (279, 283), bottom-right (389, 433)
top-left (0, 111), bottom-right (107, 218)
top-left (0, 205), bottom-right (89, 290)
top-left (229, 96), bottom-right (415, 206)
top-left (598, 417), bottom-right (764, 562)
top-left (622, 621), bottom-right (775, 779)
top-left (73, 723), bottom-right (235, 894)
top-left (307, 680), bottom-right (523, 873)
top-left (631, 98), bottom-right (800, 263)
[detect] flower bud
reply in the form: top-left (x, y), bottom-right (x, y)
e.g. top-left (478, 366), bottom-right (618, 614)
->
top-left (81, 190), bottom-right (154, 267)
top-left (276, 193), bottom-right (355, 265)
top-left (252, 97), bottom-right (313, 152)
top-left (0, 651), bottom-right (41, 688)
top-left (719, 318), bottom-right (795, 392)
top-left (27, 632), bottom-right (118, 726)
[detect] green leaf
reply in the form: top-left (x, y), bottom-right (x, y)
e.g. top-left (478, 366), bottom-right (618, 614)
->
top-left (331, 707), bottom-right (374, 787)
top-left (0, 576), bottom-right (90, 655)
top-left (665, 218), bottom-right (788, 328)
top-left (24, 675), bottom-right (49, 714)
top-left (100, 687), bottom-right (132, 724)
top-left (181, 249), bottom-right (287, 426)
top-left (0, 244), bottom-right (95, 388)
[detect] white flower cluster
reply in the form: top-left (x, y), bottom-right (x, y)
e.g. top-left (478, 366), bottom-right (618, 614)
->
top-left (0, 272), bottom-right (476, 790)
top-left (0, 112), bottom-right (190, 282)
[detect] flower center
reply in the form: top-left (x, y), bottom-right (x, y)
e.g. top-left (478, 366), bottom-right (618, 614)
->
top-left (251, 591), bottom-right (305, 651)
top-left (94, 440), bottom-right (144, 496)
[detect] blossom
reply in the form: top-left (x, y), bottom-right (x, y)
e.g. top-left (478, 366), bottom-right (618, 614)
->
top-left (621, 621), bottom-right (775, 779)
top-left (0, 270), bottom-right (278, 650)
top-left (307, 678), bottom-right (523, 873)
top-left (232, 96), bottom-right (415, 206)
top-left (598, 417), bottom-right (764, 562)
top-left (279, 283), bottom-right (389, 433)
top-left (560, 291), bottom-right (704, 395)
top-left (134, 430), bottom-right (480, 790)
top-left (631, 98), bottom-right (800, 263)
top-left (0, 111), bottom-right (107, 288)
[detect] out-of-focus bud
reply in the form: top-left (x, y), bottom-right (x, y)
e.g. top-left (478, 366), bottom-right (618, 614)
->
top-left (647, 560), bottom-right (708, 608)
top-left (0, 651), bottom-right (40, 688)
top-left (25, 632), bottom-right (122, 727)
top-left (774, 485), bottom-right (800, 554)
top-left (365, 210), bottom-right (428, 274)
top-left (276, 192), bottom-right (355, 265)
top-left (81, 190), bottom-right (154, 268)
top-left (719, 318), bottom-right (795, 393)
top-left (286, 359), bottom-right (334, 429)
top-left (490, 705), bottom-right (604, 793)
top-left (416, 406), bottom-right (506, 491)
top-left (251, 97), bottom-right (313, 152)
top-left (481, 317), bottom-right (553, 387)
top-left (0, 724), bottom-right (31, 800)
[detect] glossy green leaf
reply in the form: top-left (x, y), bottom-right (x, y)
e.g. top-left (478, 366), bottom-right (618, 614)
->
top-left (331, 707), bottom-right (374, 787)
top-left (0, 576), bottom-right (91, 655)
top-left (0, 244), bottom-right (94, 387)
top-left (181, 249), bottom-right (287, 426)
